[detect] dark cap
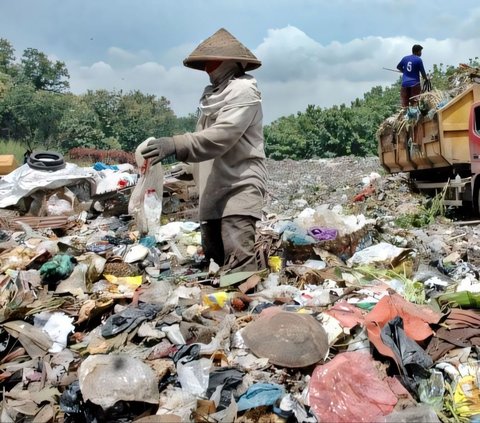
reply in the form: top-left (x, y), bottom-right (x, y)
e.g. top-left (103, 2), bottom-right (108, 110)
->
top-left (412, 44), bottom-right (423, 54)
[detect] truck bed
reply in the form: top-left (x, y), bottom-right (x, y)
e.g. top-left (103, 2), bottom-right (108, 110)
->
top-left (378, 84), bottom-right (480, 174)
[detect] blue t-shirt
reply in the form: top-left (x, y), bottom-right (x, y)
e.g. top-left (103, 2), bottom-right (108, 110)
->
top-left (397, 54), bottom-right (426, 87)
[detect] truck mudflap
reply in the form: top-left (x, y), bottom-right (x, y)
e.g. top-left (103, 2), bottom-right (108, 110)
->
top-left (414, 176), bottom-right (472, 207)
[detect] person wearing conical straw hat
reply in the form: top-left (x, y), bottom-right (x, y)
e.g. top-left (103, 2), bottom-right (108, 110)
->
top-left (141, 28), bottom-right (267, 272)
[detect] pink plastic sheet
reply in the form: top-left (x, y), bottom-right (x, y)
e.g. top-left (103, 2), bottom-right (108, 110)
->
top-left (324, 300), bottom-right (366, 329)
top-left (309, 351), bottom-right (409, 422)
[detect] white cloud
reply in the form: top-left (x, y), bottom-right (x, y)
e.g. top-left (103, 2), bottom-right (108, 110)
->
top-left (159, 42), bottom-right (199, 68)
top-left (255, 26), bottom-right (322, 82)
top-left (107, 46), bottom-right (152, 65)
top-left (254, 27), bottom-right (480, 121)
top-left (76, 61), bottom-right (115, 80)
top-left (67, 26), bottom-right (480, 124)
top-left (68, 59), bottom-right (206, 116)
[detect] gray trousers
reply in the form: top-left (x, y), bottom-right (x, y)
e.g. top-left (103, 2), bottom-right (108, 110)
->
top-left (200, 215), bottom-right (258, 272)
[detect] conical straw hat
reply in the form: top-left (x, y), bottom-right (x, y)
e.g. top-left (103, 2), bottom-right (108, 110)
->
top-left (184, 28), bottom-right (261, 71)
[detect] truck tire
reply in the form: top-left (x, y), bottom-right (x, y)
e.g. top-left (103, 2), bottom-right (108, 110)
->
top-left (27, 151), bottom-right (66, 171)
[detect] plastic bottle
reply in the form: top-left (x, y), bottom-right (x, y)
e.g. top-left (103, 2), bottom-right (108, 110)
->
top-left (418, 369), bottom-right (445, 411)
top-left (143, 189), bottom-right (162, 237)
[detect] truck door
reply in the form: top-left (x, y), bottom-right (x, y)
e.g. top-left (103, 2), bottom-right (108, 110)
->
top-left (470, 102), bottom-right (480, 172)
top-left (470, 102), bottom-right (480, 212)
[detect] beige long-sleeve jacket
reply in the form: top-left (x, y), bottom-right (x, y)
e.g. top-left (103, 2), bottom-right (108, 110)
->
top-left (172, 75), bottom-right (267, 221)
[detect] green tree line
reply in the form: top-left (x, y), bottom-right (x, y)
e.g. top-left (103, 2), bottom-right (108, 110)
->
top-left (0, 38), bottom-right (197, 155)
top-left (0, 37), bottom-right (477, 160)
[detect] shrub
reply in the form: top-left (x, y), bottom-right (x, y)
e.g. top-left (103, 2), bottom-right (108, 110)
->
top-left (68, 147), bottom-right (135, 165)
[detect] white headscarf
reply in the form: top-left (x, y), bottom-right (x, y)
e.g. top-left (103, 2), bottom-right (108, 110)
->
top-left (199, 62), bottom-right (260, 117)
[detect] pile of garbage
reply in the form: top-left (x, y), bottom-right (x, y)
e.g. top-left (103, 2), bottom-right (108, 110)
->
top-left (1, 153), bottom-right (480, 422)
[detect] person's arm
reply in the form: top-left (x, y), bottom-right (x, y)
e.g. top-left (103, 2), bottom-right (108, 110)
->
top-left (173, 103), bottom-right (260, 163)
top-left (396, 57), bottom-right (404, 73)
top-left (419, 59), bottom-right (428, 80)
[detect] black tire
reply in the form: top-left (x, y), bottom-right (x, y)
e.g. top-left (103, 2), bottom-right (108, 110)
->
top-left (27, 151), bottom-right (65, 171)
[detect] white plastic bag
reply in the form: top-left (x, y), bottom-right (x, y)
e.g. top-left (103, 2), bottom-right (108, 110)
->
top-left (128, 137), bottom-right (164, 235)
top-left (47, 194), bottom-right (73, 215)
top-left (144, 188), bottom-right (163, 236)
top-left (176, 357), bottom-right (212, 396)
top-left (35, 311), bottom-right (75, 353)
top-left (346, 241), bottom-right (414, 267)
top-left (78, 354), bottom-right (159, 409)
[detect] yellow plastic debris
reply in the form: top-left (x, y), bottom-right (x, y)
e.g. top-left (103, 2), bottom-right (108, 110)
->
top-left (454, 374), bottom-right (480, 417)
top-left (268, 256), bottom-right (282, 272)
top-left (202, 291), bottom-right (230, 309)
top-left (104, 274), bottom-right (143, 287)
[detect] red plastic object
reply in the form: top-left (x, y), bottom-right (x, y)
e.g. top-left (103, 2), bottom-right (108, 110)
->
top-left (364, 292), bottom-right (441, 366)
top-left (308, 351), bottom-right (408, 422)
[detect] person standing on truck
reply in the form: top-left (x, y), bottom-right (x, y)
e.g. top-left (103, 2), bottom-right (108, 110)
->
top-left (140, 28), bottom-right (267, 272)
top-left (397, 44), bottom-right (429, 108)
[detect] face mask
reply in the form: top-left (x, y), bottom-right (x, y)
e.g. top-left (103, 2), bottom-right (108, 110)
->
top-left (208, 61), bottom-right (239, 86)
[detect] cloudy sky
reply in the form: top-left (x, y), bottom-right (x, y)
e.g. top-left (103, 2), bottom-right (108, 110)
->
top-left (1, 0), bottom-right (480, 123)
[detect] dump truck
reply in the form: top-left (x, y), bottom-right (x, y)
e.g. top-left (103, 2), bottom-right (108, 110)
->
top-left (378, 82), bottom-right (480, 213)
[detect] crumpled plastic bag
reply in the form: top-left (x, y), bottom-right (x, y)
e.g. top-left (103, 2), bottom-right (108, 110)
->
top-left (236, 383), bottom-right (284, 412)
top-left (78, 354), bottom-right (159, 409)
top-left (35, 311), bottom-right (75, 353)
top-left (157, 386), bottom-right (196, 421)
top-left (128, 137), bottom-right (164, 235)
top-left (39, 254), bottom-right (76, 286)
top-left (380, 316), bottom-right (433, 390)
top-left (206, 367), bottom-right (244, 410)
top-left (278, 394), bottom-right (317, 422)
top-left (453, 361), bottom-right (480, 418)
top-left (364, 292), bottom-right (441, 366)
top-left (347, 242), bottom-right (414, 267)
top-left (380, 404), bottom-right (440, 422)
top-left (295, 205), bottom-right (373, 237)
top-left (307, 227), bottom-right (338, 241)
top-left (47, 193), bottom-right (73, 215)
top-left (309, 351), bottom-right (407, 422)
top-left (60, 381), bottom-right (82, 414)
top-left (274, 221), bottom-right (316, 245)
top-left (176, 357), bottom-right (212, 397)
